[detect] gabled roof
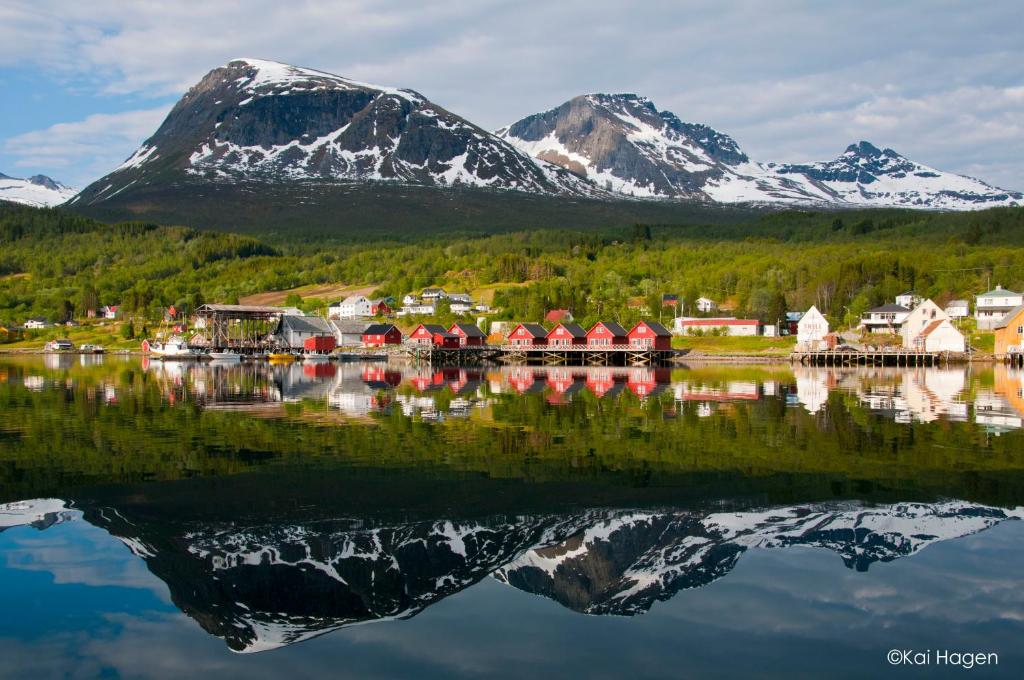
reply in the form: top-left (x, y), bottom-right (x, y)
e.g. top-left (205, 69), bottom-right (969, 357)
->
top-left (945, 299), bottom-right (969, 306)
top-left (363, 323), bottom-right (399, 335)
top-left (279, 315), bottom-right (332, 334)
top-left (994, 304), bottom-right (1024, 330)
top-left (329, 319), bottom-right (371, 334)
top-left (978, 287), bottom-right (1021, 298)
top-left (918, 319), bottom-right (958, 338)
top-left (630, 320), bottom-right (671, 336)
top-left (413, 323), bottom-right (448, 335)
top-left (433, 331), bottom-right (459, 339)
top-left (588, 321), bottom-right (628, 336)
top-left (449, 323), bottom-right (486, 338)
top-left (544, 309), bottom-right (572, 322)
top-left (549, 322), bottom-right (586, 338)
top-left (865, 304), bottom-right (911, 314)
top-left (513, 323), bottom-right (548, 337)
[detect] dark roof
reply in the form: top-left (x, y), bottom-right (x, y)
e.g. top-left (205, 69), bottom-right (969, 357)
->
top-left (415, 323), bottom-right (448, 335)
top-left (363, 323), bottom-right (399, 335)
top-left (994, 304), bottom-right (1024, 330)
top-left (279, 315), bottom-right (332, 334)
top-left (433, 331), bottom-right (459, 339)
top-left (515, 323), bottom-right (548, 337)
top-left (550, 322), bottom-right (586, 338)
top-left (589, 321), bottom-right (628, 336)
top-left (450, 323), bottom-right (486, 337)
top-left (865, 304), bottom-right (911, 314)
top-left (633, 320), bottom-right (671, 336)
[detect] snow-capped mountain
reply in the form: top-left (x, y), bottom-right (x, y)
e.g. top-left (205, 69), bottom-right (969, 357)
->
top-left (496, 501), bottom-right (1024, 615)
top-left (70, 58), bottom-right (597, 208)
top-left (8, 496), bottom-right (1015, 652)
top-left (0, 172), bottom-right (76, 207)
top-left (497, 94), bottom-right (1022, 210)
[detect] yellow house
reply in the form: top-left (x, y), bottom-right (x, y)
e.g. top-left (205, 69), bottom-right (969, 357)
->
top-left (994, 304), bottom-right (1024, 356)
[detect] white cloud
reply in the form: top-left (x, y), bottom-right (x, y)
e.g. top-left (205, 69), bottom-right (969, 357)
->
top-left (3, 106), bottom-right (170, 186)
top-left (0, 0), bottom-right (1021, 189)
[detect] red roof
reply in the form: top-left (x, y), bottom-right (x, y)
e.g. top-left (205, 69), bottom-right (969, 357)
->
top-left (544, 309), bottom-right (572, 323)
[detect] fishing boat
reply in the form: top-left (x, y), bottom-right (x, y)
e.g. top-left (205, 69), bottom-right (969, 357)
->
top-left (141, 337), bottom-right (201, 359)
top-left (208, 351), bottom-right (242, 362)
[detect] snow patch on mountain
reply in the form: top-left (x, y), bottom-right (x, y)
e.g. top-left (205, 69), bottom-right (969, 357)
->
top-left (0, 173), bottom-right (76, 207)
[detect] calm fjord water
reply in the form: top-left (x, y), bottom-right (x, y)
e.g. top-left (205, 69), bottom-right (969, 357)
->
top-left (1, 356), bottom-right (1022, 678)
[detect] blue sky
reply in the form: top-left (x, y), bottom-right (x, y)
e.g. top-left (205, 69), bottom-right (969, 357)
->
top-left (1, 0), bottom-right (1022, 190)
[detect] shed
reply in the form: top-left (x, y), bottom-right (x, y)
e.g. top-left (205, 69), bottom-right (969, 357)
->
top-left (275, 315), bottom-right (334, 350)
top-left (432, 331), bottom-right (460, 349)
top-left (797, 306), bottom-right (829, 348)
top-left (914, 319), bottom-right (965, 353)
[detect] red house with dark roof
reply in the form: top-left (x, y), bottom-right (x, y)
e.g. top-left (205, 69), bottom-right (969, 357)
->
top-left (361, 323), bottom-right (402, 347)
top-left (448, 323), bottom-right (487, 347)
top-left (627, 320), bottom-right (673, 350)
top-left (546, 322), bottom-right (587, 347)
top-left (585, 321), bottom-right (628, 347)
top-left (507, 367), bottom-right (545, 393)
top-left (508, 323), bottom-right (548, 347)
top-left (432, 331), bottom-right (460, 349)
top-left (409, 323), bottom-right (447, 346)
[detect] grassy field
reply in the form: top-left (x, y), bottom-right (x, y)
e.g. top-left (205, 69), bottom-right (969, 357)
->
top-left (672, 334), bottom-right (797, 356)
top-left (240, 282), bottom-right (376, 306)
top-left (1, 322), bottom-right (139, 351)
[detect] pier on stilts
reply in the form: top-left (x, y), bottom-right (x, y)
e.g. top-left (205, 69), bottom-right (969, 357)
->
top-left (404, 344), bottom-right (675, 367)
top-left (1008, 349), bottom-right (1024, 368)
top-left (791, 349), bottom-right (949, 367)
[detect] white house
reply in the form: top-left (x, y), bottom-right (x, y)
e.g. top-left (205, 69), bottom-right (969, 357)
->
top-left (674, 317), bottom-right (759, 337)
top-left (328, 295), bottom-right (389, 320)
top-left (397, 302), bottom-right (436, 317)
top-left (23, 318), bottom-right (48, 330)
top-left (895, 291), bottom-right (922, 309)
top-left (944, 300), bottom-right (970, 319)
top-left (976, 285), bottom-right (1023, 330)
top-left (402, 294), bottom-right (419, 306)
top-left (100, 305), bottom-right (119, 320)
top-left (421, 288), bottom-right (447, 301)
top-left (796, 306), bottom-right (829, 349)
top-left (900, 299), bottom-right (948, 347)
top-left (911, 318), bottom-right (965, 352)
top-left (860, 304), bottom-right (911, 334)
top-left (695, 297), bottom-right (716, 314)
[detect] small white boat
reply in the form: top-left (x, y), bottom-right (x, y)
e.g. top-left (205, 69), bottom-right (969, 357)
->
top-left (142, 336), bottom-right (201, 359)
top-left (209, 351), bottom-right (242, 362)
top-left (303, 353), bottom-right (331, 362)
top-left (79, 344), bottom-right (105, 354)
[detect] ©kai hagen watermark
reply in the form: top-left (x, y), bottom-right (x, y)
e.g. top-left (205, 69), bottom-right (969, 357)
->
top-left (888, 649), bottom-right (998, 669)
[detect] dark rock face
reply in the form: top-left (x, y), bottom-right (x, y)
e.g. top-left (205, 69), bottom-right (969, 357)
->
top-left (25, 175), bottom-right (65, 191)
top-left (499, 93), bottom-right (748, 199)
top-left (73, 58), bottom-right (594, 208)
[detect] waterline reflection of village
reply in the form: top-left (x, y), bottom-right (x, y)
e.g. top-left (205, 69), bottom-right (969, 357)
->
top-left (18, 356), bottom-right (1024, 435)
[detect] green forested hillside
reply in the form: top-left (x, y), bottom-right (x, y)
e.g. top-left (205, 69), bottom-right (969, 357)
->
top-left (2, 200), bottom-right (1023, 330)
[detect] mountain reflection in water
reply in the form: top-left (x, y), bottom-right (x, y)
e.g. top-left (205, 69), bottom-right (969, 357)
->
top-left (2, 356), bottom-right (1024, 674)
top-left (2, 496), bottom-right (1020, 653)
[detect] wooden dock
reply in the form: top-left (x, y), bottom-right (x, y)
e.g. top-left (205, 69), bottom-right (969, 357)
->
top-left (1008, 351), bottom-right (1023, 368)
top-left (792, 349), bottom-right (950, 367)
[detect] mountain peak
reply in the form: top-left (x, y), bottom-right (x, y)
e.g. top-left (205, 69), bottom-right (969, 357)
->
top-left (0, 171), bottom-right (75, 207)
top-left (845, 140), bottom-right (883, 157)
